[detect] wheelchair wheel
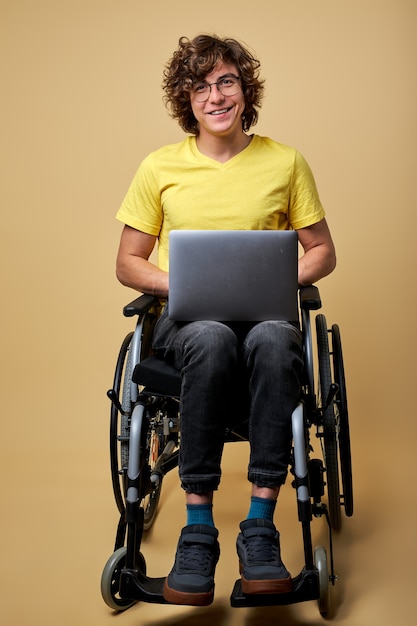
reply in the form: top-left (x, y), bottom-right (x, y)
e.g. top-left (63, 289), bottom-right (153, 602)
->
top-left (316, 314), bottom-right (341, 530)
top-left (101, 546), bottom-right (145, 611)
top-left (332, 324), bottom-right (354, 517)
top-left (314, 545), bottom-right (330, 616)
top-left (110, 332), bottom-right (134, 517)
top-left (118, 336), bottom-right (163, 528)
top-left (110, 332), bottom-right (167, 533)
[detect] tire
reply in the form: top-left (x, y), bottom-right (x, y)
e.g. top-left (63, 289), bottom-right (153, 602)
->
top-left (314, 545), bottom-right (330, 616)
top-left (316, 314), bottom-right (341, 530)
top-left (101, 547), bottom-right (139, 611)
top-left (332, 324), bottom-right (354, 517)
top-left (110, 333), bottom-right (133, 516)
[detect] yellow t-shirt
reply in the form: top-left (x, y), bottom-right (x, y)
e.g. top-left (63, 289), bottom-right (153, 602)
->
top-left (116, 135), bottom-right (325, 271)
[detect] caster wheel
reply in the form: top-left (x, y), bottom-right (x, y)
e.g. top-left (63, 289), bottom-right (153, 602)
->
top-left (314, 545), bottom-right (330, 616)
top-left (101, 547), bottom-right (144, 611)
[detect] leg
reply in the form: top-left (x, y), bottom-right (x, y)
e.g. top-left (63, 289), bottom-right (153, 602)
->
top-left (153, 310), bottom-right (239, 605)
top-left (237, 321), bottom-right (303, 594)
top-left (244, 321), bottom-right (303, 488)
top-left (153, 309), bottom-right (239, 493)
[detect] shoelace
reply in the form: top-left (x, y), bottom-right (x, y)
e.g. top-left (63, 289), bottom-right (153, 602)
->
top-left (244, 534), bottom-right (279, 564)
top-left (178, 541), bottom-right (213, 572)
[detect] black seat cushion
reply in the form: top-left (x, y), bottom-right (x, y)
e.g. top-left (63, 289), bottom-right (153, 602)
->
top-left (133, 355), bottom-right (181, 397)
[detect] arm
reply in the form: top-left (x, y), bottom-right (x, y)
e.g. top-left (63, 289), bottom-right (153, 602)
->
top-left (297, 218), bottom-right (336, 286)
top-left (116, 225), bottom-right (169, 298)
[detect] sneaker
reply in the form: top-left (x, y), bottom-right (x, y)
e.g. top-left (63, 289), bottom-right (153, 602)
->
top-left (163, 524), bottom-right (220, 606)
top-left (236, 519), bottom-right (293, 594)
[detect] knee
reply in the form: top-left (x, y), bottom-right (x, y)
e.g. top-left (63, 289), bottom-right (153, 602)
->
top-left (248, 320), bottom-right (301, 347)
top-left (244, 321), bottom-right (303, 366)
top-left (185, 321), bottom-right (238, 367)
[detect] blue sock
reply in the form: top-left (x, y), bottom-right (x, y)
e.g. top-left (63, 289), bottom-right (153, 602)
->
top-left (186, 504), bottom-right (215, 527)
top-left (246, 496), bottom-right (276, 522)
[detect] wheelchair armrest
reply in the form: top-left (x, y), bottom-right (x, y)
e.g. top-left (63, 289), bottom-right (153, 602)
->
top-left (299, 285), bottom-right (322, 311)
top-left (123, 294), bottom-right (159, 317)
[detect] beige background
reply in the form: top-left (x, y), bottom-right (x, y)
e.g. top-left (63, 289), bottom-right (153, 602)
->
top-left (1, 1), bottom-right (416, 624)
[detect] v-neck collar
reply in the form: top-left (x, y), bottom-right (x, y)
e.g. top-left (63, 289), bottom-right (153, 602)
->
top-left (189, 134), bottom-right (255, 166)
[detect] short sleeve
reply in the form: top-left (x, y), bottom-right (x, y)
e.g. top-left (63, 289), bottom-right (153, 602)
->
top-left (288, 151), bottom-right (325, 230)
top-left (116, 153), bottom-right (163, 236)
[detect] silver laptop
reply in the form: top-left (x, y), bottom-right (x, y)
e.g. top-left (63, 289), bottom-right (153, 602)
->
top-left (168, 230), bottom-right (299, 322)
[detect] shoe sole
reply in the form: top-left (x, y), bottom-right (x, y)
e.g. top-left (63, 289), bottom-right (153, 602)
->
top-left (240, 563), bottom-right (293, 595)
top-left (163, 578), bottom-right (214, 606)
top-left (241, 575), bottom-right (293, 594)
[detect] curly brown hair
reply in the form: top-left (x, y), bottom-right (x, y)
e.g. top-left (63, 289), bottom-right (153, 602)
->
top-left (162, 35), bottom-right (265, 134)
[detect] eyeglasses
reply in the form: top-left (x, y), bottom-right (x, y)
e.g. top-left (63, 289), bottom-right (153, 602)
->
top-left (192, 75), bottom-right (241, 102)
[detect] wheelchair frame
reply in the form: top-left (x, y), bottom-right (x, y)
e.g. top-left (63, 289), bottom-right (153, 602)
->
top-left (101, 286), bottom-right (353, 616)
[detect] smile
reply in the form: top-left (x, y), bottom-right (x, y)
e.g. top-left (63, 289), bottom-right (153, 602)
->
top-left (208, 107), bottom-right (232, 115)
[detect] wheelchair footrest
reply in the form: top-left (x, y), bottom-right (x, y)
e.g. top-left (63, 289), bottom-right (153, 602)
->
top-left (119, 566), bottom-right (319, 608)
top-left (230, 568), bottom-right (319, 608)
top-left (119, 568), bottom-right (169, 604)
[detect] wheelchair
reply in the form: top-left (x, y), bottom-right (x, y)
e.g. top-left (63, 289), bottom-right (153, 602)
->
top-left (101, 285), bottom-right (353, 616)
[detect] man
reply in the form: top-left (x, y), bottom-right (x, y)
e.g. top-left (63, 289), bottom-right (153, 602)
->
top-left (115, 34), bottom-right (336, 606)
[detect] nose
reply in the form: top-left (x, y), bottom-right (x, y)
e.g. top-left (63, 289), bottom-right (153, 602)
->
top-left (208, 83), bottom-right (225, 103)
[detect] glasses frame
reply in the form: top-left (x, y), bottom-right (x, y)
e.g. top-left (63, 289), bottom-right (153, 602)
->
top-left (192, 75), bottom-right (241, 102)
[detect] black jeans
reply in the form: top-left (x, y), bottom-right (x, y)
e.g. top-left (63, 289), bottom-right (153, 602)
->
top-left (153, 308), bottom-right (303, 494)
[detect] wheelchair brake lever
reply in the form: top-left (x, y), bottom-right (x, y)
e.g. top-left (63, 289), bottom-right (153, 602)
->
top-left (107, 388), bottom-right (129, 416)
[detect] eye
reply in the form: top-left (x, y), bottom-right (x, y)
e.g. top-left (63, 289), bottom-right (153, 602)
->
top-left (194, 83), bottom-right (207, 93)
top-left (220, 77), bottom-right (234, 86)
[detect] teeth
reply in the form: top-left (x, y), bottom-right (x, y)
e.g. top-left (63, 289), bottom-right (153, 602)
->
top-left (210, 108), bottom-right (229, 115)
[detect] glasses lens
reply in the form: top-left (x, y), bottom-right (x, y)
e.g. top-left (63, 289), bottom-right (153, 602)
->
top-left (194, 84), bottom-right (209, 101)
top-left (219, 77), bottom-right (239, 96)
